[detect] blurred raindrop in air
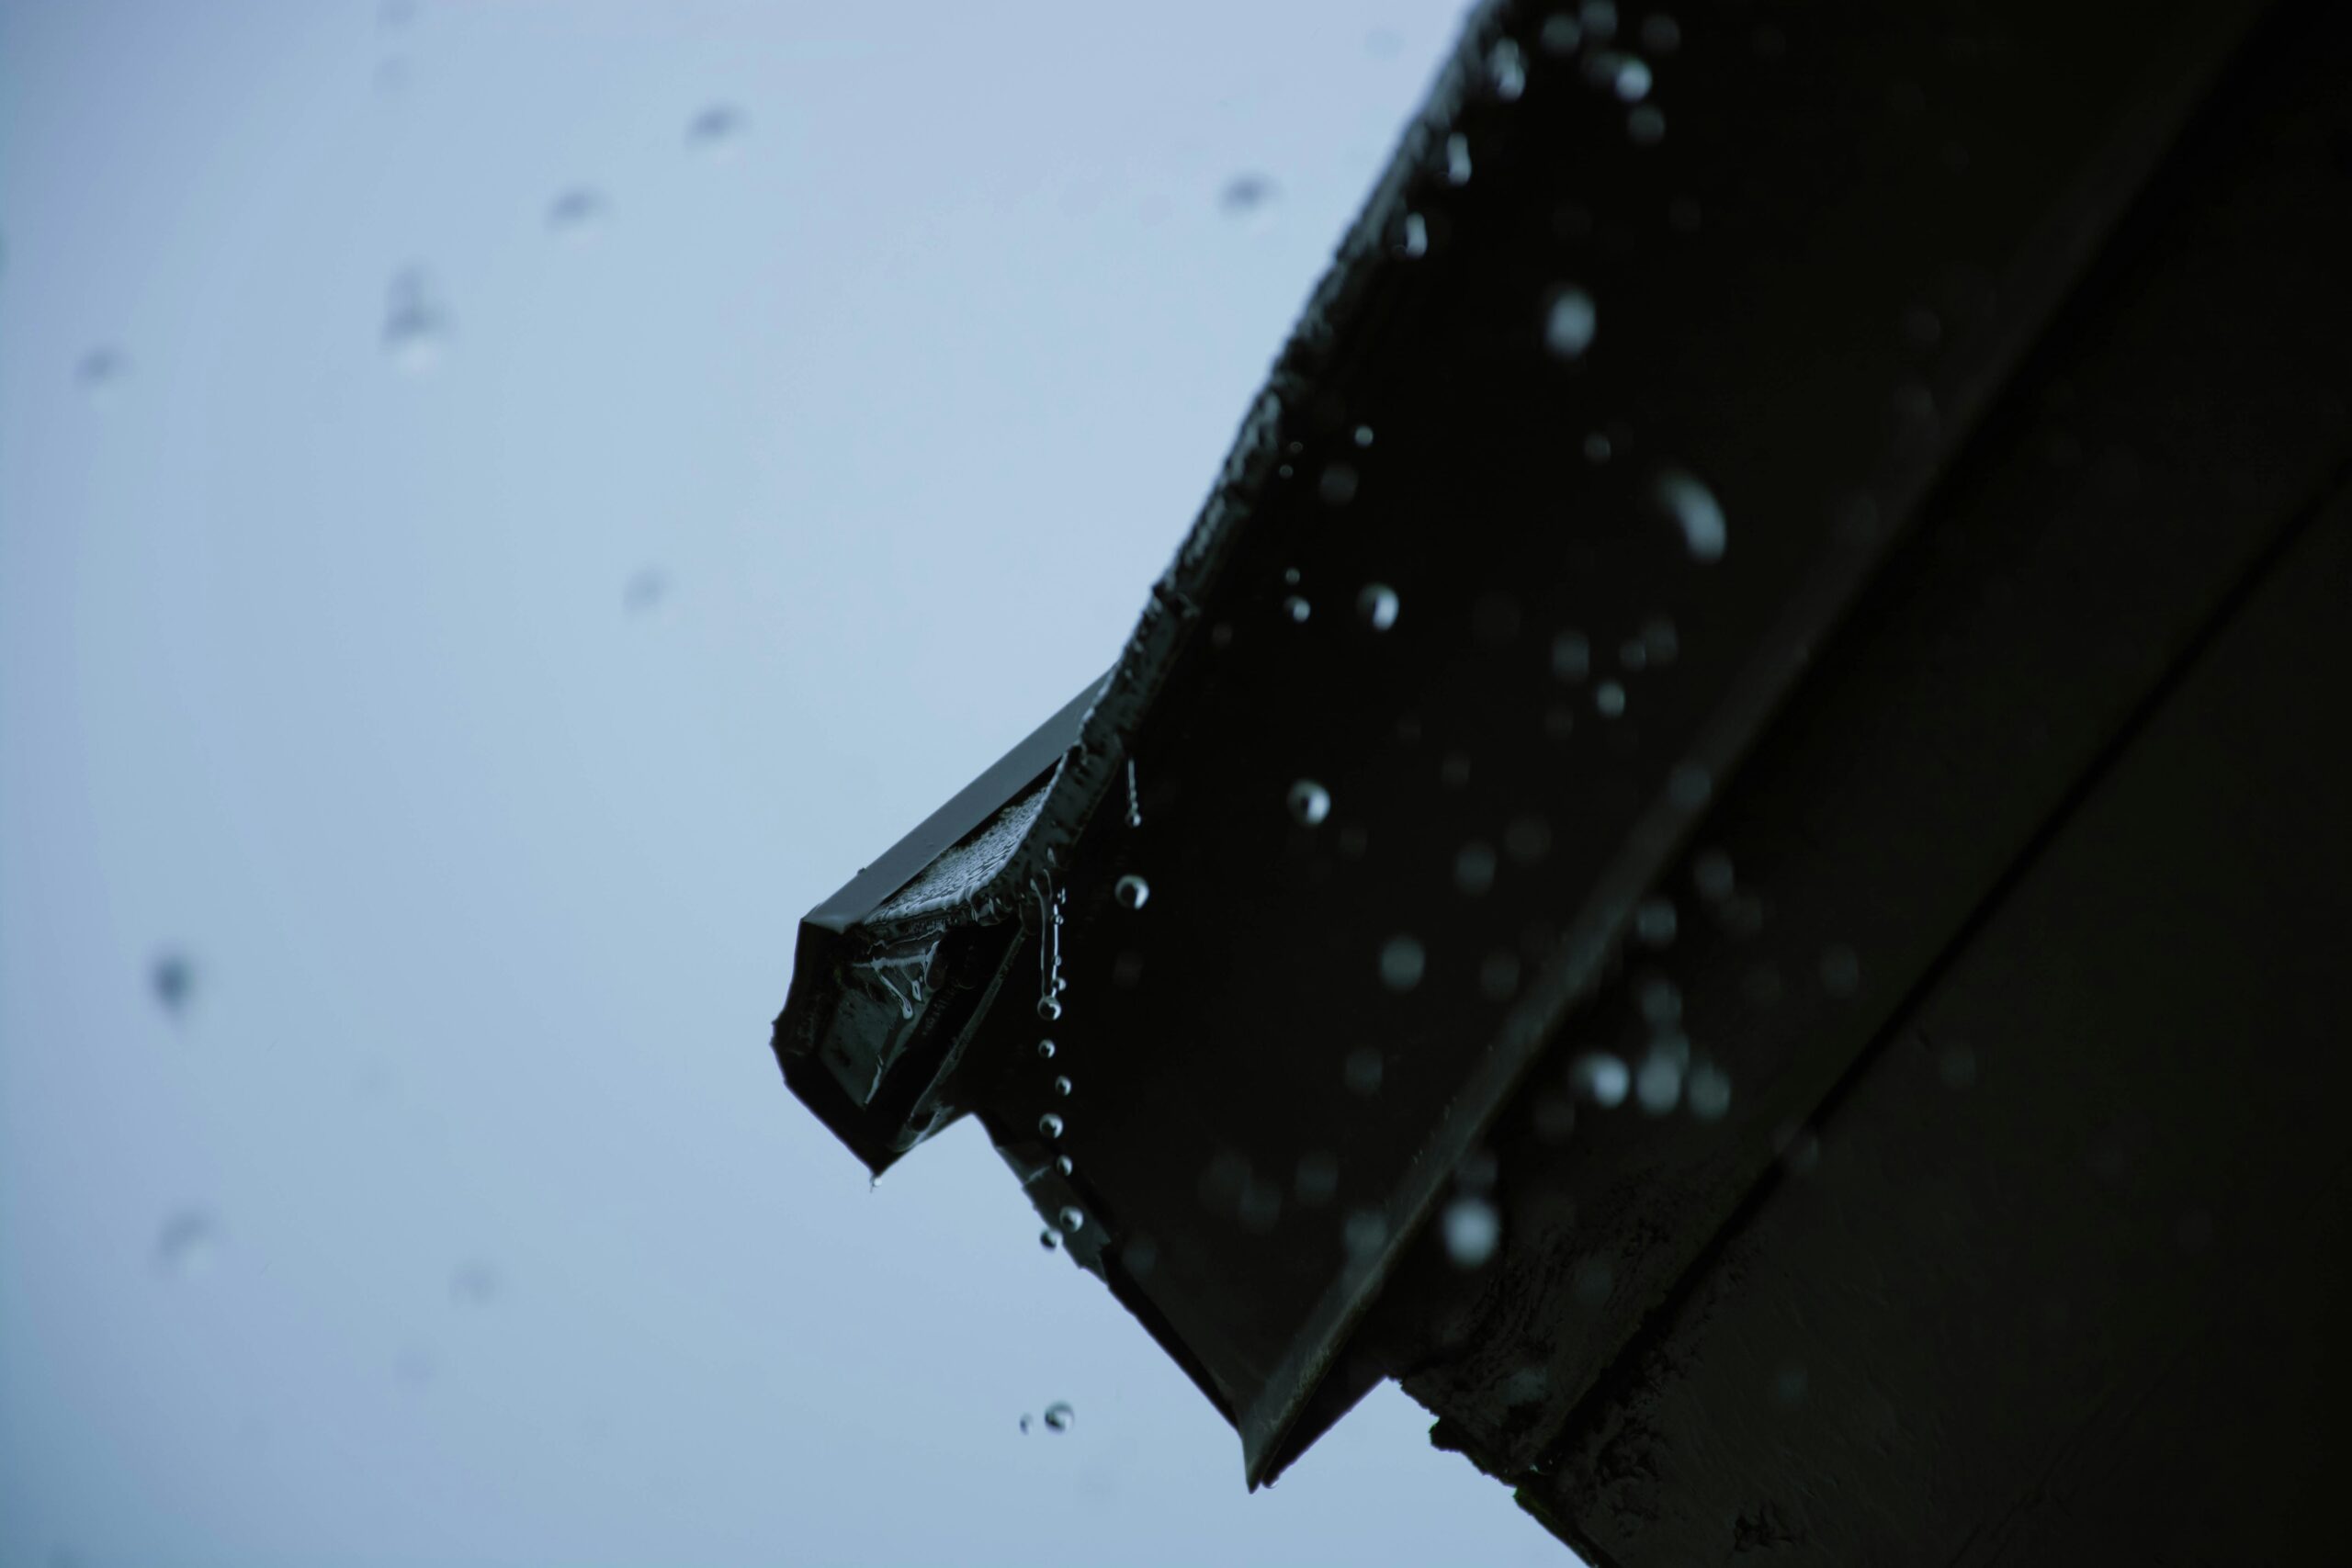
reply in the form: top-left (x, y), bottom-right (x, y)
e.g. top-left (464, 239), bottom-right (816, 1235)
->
top-left (1442, 1197), bottom-right (1501, 1268)
top-left (1114, 874), bottom-right (1150, 910)
top-left (1653, 468), bottom-right (1726, 561)
top-left (1295, 1151), bottom-right (1340, 1206)
top-left (623, 567), bottom-right (668, 613)
top-left (547, 186), bottom-right (606, 232)
top-left (382, 268), bottom-right (451, 372)
top-left (150, 951), bottom-right (195, 1018)
top-left (686, 104), bottom-right (746, 151)
top-left (153, 1209), bottom-right (219, 1277)
top-left (1692, 848), bottom-right (1736, 900)
top-left (1544, 286), bottom-right (1598, 358)
top-left (1571, 1052), bottom-right (1631, 1107)
top-left (1378, 935), bottom-right (1427, 992)
top-left (1687, 1060), bottom-right (1733, 1120)
top-left (75, 346), bottom-right (128, 395)
top-left (1287, 780), bottom-right (1331, 826)
top-left (1635, 1048), bottom-right (1685, 1114)
top-left (1042, 1401), bottom-right (1075, 1432)
top-left (449, 1260), bottom-right (500, 1306)
top-left (394, 1344), bottom-right (437, 1389)
top-left (1218, 173), bottom-right (1277, 219)
top-left (1357, 582), bottom-right (1400, 631)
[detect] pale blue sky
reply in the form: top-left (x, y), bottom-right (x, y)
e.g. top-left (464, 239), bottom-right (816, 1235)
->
top-left (0, 2), bottom-right (1567, 1562)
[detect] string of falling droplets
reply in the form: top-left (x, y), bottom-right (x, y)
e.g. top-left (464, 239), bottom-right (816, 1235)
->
top-left (1125, 757), bottom-right (1142, 828)
top-left (1035, 874), bottom-right (1067, 1021)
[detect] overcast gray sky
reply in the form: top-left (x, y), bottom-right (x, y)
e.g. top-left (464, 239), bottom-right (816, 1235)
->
top-left (0, 2), bottom-right (1567, 1562)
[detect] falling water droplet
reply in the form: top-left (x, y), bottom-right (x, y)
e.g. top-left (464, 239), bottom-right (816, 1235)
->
top-left (1038, 1112), bottom-right (1065, 1139)
top-left (153, 1209), bottom-right (220, 1277)
top-left (449, 1259), bottom-right (501, 1306)
top-left (1288, 780), bottom-right (1331, 826)
top-left (1687, 1060), bottom-right (1733, 1120)
top-left (1282, 594), bottom-right (1311, 624)
top-left (76, 346), bottom-right (129, 396)
top-left (623, 567), bottom-right (668, 613)
top-left (1378, 935), bottom-right (1427, 992)
top-left (1357, 583), bottom-right (1400, 631)
top-left (1043, 1401), bottom-right (1075, 1432)
top-left (1295, 1151), bottom-right (1340, 1206)
top-left (1040, 1228), bottom-right (1061, 1250)
top-left (394, 1344), bottom-right (437, 1389)
top-left (1540, 16), bottom-right (1583, 54)
top-left (1643, 615), bottom-right (1680, 664)
top-left (151, 951), bottom-right (195, 1018)
top-left (1634, 896), bottom-right (1679, 946)
top-left (686, 104), bottom-right (746, 150)
top-left (1400, 211), bottom-right (1429, 259)
top-left (1595, 680), bottom-right (1627, 717)
top-left (1692, 849), bottom-right (1736, 901)
top-left (1654, 468), bottom-right (1725, 561)
top-left (1059, 1207), bottom-right (1086, 1235)
top-left (1020, 1413), bottom-right (1034, 1433)
top-left (1488, 38), bottom-right (1527, 99)
top-left (1037, 1038), bottom-right (1057, 1060)
top-left (1318, 462), bottom-right (1360, 505)
top-left (1442, 1197), bottom-right (1501, 1268)
top-left (1053, 1075), bottom-right (1073, 1097)
top-left (1611, 55), bottom-right (1653, 102)
top-left (382, 268), bottom-right (451, 372)
top-left (1635, 1048), bottom-right (1685, 1114)
top-left (1036, 996), bottom-right (1062, 1021)
top-left (1445, 133), bottom-right (1473, 186)
top-left (1219, 173), bottom-right (1277, 218)
top-left (1544, 285), bottom-right (1598, 359)
top-left (1571, 1052), bottom-right (1630, 1107)
top-left (1114, 874), bottom-right (1150, 910)
top-left (547, 186), bottom-right (606, 232)
top-left (1552, 630), bottom-right (1592, 682)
